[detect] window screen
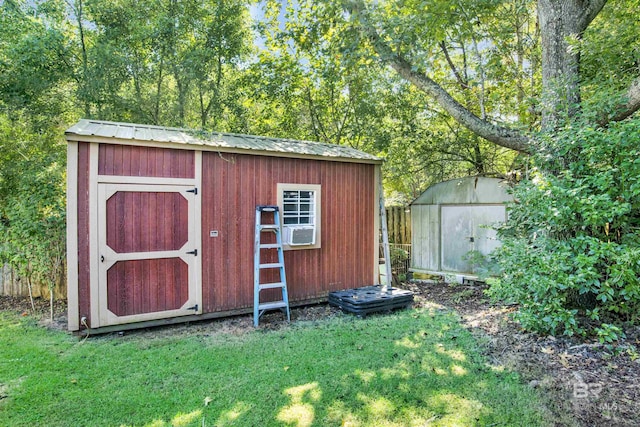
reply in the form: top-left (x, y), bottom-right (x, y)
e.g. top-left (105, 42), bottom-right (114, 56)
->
top-left (282, 190), bottom-right (315, 226)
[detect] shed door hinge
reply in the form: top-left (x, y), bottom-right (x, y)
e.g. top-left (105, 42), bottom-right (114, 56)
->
top-left (187, 304), bottom-right (198, 312)
top-left (186, 188), bottom-right (198, 195)
top-left (186, 249), bottom-right (198, 256)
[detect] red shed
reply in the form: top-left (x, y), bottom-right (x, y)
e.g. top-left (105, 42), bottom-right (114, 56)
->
top-left (66, 120), bottom-right (383, 332)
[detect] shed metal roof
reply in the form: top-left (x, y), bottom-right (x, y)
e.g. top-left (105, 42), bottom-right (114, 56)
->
top-left (411, 176), bottom-right (512, 205)
top-left (65, 119), bottom-right (382, 164)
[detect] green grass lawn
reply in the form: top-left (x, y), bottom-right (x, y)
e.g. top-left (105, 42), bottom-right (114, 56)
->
top-left (0, 306), bottom-right (551, 426)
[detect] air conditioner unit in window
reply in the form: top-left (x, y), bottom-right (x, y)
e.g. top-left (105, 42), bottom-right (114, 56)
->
top-left (284, 226), bottom-right (315, 246)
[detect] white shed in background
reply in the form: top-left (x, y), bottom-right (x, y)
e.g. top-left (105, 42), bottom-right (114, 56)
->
top-left (410, 176), bottom-right (513, 276)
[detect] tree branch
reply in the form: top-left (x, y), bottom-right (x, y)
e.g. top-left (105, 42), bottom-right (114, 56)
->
top-left (578, 0), bottom-right (608, 31)
top-left (599, 76), bottom-right (640, 125)
top-left (346, 0), bottom-right (533, 153)
top-left (439, 41), bottom-right (469, 90)
top-left (305, 86), bottom-right (330, 142)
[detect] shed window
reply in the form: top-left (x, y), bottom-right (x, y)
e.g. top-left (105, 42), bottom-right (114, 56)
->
top-left (283, 190), bottom-right (315, 225)
top-left (277, 184), bottom-right (321, 250)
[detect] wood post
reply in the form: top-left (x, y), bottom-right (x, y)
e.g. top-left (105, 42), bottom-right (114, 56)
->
top-left (378, 174), bottom-right (392, 290)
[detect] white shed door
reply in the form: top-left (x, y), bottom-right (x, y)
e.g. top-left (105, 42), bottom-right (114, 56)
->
top-left (440, 205), bottom-right (505, 273)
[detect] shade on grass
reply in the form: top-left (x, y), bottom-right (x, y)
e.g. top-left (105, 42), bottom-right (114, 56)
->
top-left (0, 307), bottom-right (550, 426)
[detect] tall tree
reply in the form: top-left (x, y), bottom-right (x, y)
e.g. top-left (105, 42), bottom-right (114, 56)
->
top-left (339, 0), bottom-right (640, 336)
top-left (250, 0), bottom-right (519, 199)
top-left (249, 0), bottom-right (387, 147)
top-left (79, 0), bottom-right (252, 129)
top-left (0, 0), bottom-right (71, 308)
top-left (346, 0), bottom-right (640, 152)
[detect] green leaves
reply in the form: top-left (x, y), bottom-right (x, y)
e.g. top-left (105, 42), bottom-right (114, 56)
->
top-left (80, 0), bottom-right (253, 128)
top-left (0, 1), bottom-right (71, 112)
top-left (0, 2), bottom-right (70, 292)
top-left (0, 110), bottom-right (66, 292)
top-left (490, 118), bottom-right (640, 337)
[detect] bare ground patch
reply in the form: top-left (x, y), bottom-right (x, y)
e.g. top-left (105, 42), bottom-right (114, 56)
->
top-left (0, 296), bottom-right (68, 330)
top-left (405, 280), bottom-right (640, 427)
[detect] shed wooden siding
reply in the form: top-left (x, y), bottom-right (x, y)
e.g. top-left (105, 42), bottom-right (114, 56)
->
top-left (98, 144), bottom-right (195, 178)
top-left (201, 153), bottom-right (376, 313)
top-left (77, 142), bottom-right (91, 325)
top-left (72, 140), bottom-right (376, 326)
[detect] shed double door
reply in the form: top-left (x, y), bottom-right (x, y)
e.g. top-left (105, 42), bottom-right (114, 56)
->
top-left (440, 205), bottom-right (505, 273)
top-left (97, 183), bottom-right (201, 327)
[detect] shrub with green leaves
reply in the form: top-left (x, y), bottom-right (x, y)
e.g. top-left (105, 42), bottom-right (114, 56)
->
top-left (0, 111), bottom-right (67, 300)
top-left (489, 118), bottom-right (640, 338)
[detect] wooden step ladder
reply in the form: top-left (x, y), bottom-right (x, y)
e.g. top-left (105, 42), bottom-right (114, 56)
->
top-left (254, 205), bottom-right (290, 327)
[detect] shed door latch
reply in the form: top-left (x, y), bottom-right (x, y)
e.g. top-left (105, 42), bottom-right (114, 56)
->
top-left (186, 188), bottom-right (198, 195)
top-left (186, 249), bottom-right (198, 256)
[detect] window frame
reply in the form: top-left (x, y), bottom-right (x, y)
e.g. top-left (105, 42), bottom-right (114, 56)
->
top-left (277, 183), bottom-right (321, 250)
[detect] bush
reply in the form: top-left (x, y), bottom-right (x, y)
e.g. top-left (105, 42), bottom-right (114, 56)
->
top-left (390, 246), bottom-right (409, 265)
top-left (0, 112), bottom-right (67, 304)
top-left (488, 118), bottom-right (640, 337)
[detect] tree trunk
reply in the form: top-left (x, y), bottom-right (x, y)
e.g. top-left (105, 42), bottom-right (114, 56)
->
top-left (74, 0), bottom-right (91, 118)
top-left (537, 0), bottom-right (607, 129)
top-left (473, 141), bottom-right (485, 174)
top-left (153, 54), bottom-right (165, 125)
top-left (538, 0), bottom-right (582, 129)
top-left (173, 65), bottom-right (187, 127)
top-left (349, 0), bottom-right (640, 153)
